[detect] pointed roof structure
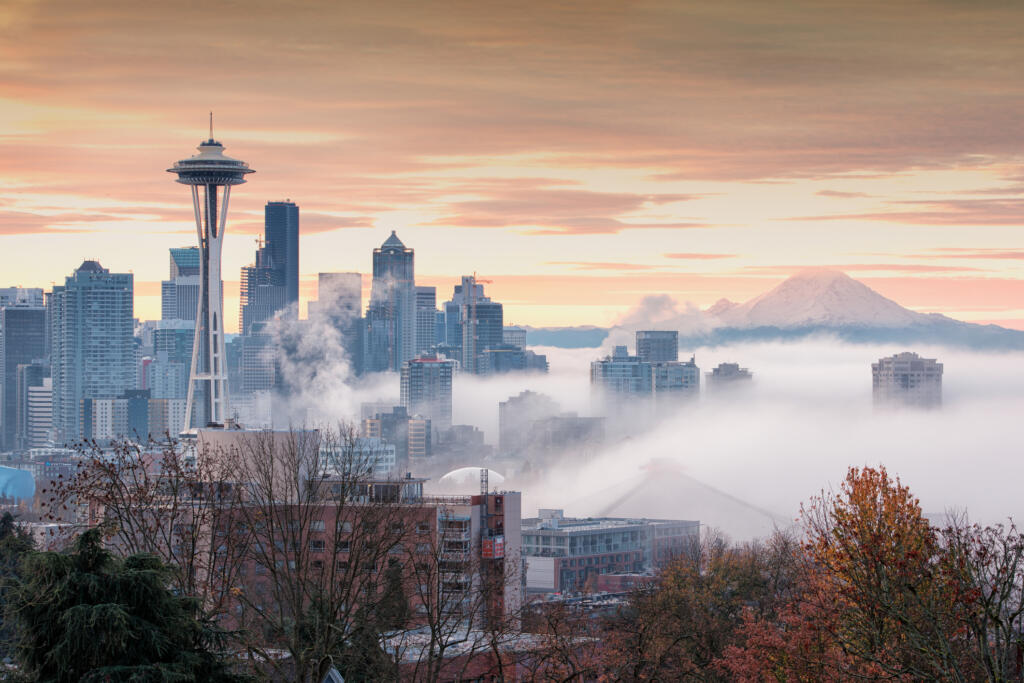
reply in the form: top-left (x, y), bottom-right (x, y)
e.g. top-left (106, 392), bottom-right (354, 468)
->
top-left (381, 230), bottom-right (406, 250)
top-left (76, 260), bottom-right (106, 273)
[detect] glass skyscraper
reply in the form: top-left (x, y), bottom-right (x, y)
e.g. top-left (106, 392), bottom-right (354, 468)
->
top-left (364, 231), bottom-right (416, 373)
top-left (264, 200), bottom-right (300, 308)
top-left (50, 261), bottom-right (134, 442)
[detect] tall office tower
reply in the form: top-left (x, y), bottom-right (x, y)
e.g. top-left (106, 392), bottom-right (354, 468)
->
top-left (458, 275), bottom-right (503, 374)
top-left (872, 351), bottom-right (943, 408)
top-left (590, 345), bottom-right (654, 398)
top-left (0, 304), bottom-right (47, 450)
top-left (498, 390), bottom-right (560, 456)
top-left (364, 231), bottom-right (415, 373)
top-left (50, 261), bottom-right (134, 442)
top-left (361, 405), bottom-right (433, 466)
top-left (15, 362), bottom-right (50, 450)
top-left (636, 330), bottom-right (678, 363)
top-left (400, 356), bottom-right (455, 432)
top-left (415, 286), bottom-right (437, 355)
top-left (264, 201), bottom-right (300, 308)
top-left (308, 272), bottom-right (363, 373)
top-left (168, 131), bottom-right (253, 431)
top-left (239, 242), bottom-right (286, 335)
top-left (160, 247), bottom-right (201, 320)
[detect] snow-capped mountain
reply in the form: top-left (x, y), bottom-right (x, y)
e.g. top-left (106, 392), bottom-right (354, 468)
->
top-left (711, 269), bottom-right (933, 329)
top-left (525, 269), bottom-right (1024, 350)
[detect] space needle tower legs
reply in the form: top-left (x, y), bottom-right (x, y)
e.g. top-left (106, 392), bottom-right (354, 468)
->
top-left (169, 122), bottom-right (254, 433)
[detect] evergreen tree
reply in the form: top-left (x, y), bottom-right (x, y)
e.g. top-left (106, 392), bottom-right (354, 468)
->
top-left (7, 529), bottom-right (249, 683)
top-left (0, 512), bottom-right (33, 660)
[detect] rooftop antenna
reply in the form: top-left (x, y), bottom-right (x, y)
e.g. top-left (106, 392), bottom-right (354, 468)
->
top-left (209, 111), bottom-right (213, 140)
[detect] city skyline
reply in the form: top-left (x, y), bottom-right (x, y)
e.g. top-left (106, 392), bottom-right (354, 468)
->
top-left (1, 1), bottom-right (1023, 332)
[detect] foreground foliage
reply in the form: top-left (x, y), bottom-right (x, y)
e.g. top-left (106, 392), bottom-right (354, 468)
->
top-left (7, 529), bottom-right (247, 683)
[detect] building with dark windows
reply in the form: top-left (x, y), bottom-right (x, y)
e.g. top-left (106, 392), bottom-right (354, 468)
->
top-left (50, 261), bottom-right (134, 443)
top-left (479, 344), bottom-right (548, 375)
top-left (636, 330), bottom-right (678, 363)
top-left (364, 231), bottom-right (416, 373)
top-left (362, 405), bottom-right (433, 467)
top-left (264, 201), bottom-right (300, 308)
top-left (653, 356), bottom-right (700, 401)
top-left (1, 304), bottom-right (47, 450)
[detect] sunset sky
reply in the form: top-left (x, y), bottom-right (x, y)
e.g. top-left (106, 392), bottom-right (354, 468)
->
top-left (1, 0), bottom-right (1023, 332)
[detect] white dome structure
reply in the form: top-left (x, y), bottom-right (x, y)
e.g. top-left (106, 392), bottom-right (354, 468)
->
top-left (436, 467), bottom-right (505, 493)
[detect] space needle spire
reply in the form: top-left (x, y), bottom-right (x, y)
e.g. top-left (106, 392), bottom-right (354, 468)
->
top-left (168, 123), bottom-right (254, 432)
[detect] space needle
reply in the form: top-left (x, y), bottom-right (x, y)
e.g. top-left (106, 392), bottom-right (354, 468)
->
top-left (168, 117), bottom-right (254, 432)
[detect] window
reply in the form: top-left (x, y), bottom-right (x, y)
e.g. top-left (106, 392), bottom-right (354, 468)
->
top-left (341, 521), bottom-right (353, 533)
top-left (338, 540), bottom-right (351, 552)
top-left (309, 539), bottom-right (325, 553)
top-left (389, 522), bottom-right (404, 535)
top-left (311, 520), bottom-right (325, 532)
top-left (416, 523), bottom-right (431, 535)
top-left (336, 561), bottom-right (349, 574)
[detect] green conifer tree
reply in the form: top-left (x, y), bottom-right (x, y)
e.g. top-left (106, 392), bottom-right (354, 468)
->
top-left (7, 529), bottom-right (249, 683)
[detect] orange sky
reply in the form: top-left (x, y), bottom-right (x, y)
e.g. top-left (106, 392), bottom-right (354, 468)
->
top-left (1, 0), bottom-right (1022, 331)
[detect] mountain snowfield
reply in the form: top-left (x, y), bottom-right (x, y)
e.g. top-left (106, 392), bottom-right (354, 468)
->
top-left (528, 269), bottom-right (1024, 350)
top-left (711, 269), bottom-right (932, 329)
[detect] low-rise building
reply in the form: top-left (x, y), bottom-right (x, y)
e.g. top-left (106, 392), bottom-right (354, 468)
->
top-left (521, 509), bottom-right (699, 594)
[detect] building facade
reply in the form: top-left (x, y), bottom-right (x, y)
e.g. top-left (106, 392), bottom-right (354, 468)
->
top-left (1, 304), bottom-right (47, 450)
top-left (364, 232), bottom-right (416, 373)
top-left (522, 509), bottom-right (699, 594)
top-left (872, 351), bottom-right (943, 408)
top-left (636, 330), bottom-right (678, 364)
top-left (264, 201), bottom-right (300, 308)
top-left (400, 356), bottom-right (455, 432)
top-left (50, 261), bottom-right (134, 442)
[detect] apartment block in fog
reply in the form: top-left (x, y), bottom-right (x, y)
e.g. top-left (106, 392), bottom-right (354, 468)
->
top-left (872, 351), bottom-right (942, 408)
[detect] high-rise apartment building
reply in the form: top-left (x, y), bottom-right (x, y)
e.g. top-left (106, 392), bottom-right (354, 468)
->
top-left (1, 304), bottom-right (47, 450)
top-left (364, 232), bottom-right (416, 372)
top-left (872, 352), bottom-right (943, 408)
top-left (160, 247), bottom-right (200, 321)
top-left (636, 330), bottom-right (678, 363)
top-left (50, 261), bottom-right (134, 442)
top-left (264, 201), bottom-right (300, 308)
top-left (400, 356), bottom-right (455, 432)
top-left (0, 288), bottom-right (44, 309)
top-left (652, 356), bottom-right (700, 400)
top-left (415, 286), bottom-right (437, 355)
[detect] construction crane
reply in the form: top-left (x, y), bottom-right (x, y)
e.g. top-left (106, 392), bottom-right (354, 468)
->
top-left (467, 272), bottom-right (492, 374)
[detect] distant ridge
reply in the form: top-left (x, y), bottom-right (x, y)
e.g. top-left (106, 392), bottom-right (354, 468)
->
top-left (525, 270), bottom-right (1024, 350)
